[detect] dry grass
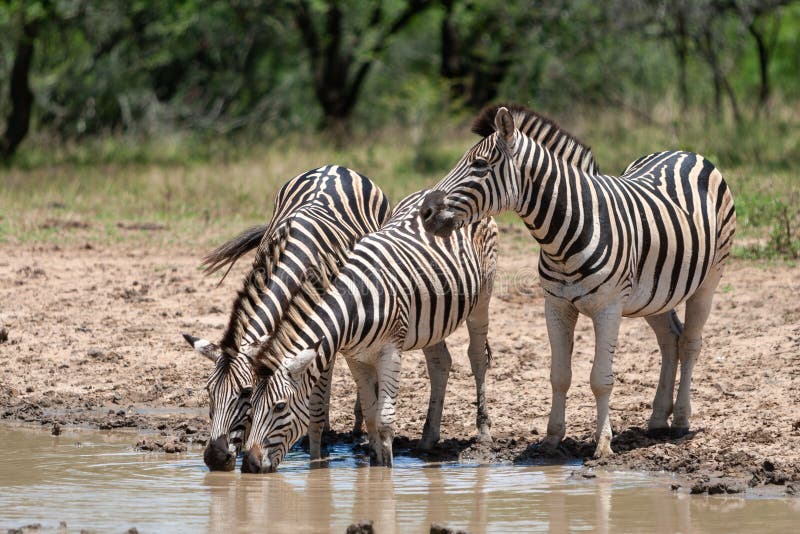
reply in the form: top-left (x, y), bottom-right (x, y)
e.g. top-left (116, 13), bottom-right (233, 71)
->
top-left (1, 108), bottom-right (797, 258)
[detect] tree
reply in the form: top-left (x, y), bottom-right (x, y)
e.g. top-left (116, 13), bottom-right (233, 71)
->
top-left (291, 0), bottom-right (432, 130)
top-left (1, 18), bottom-right (36, 163)
top-left (731, 0), bottom-right (794, 112)
top-left (439, 0), bottom-right (541, 109)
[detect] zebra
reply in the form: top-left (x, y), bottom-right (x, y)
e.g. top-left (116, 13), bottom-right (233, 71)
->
top-left (240, 190), bottom-right (498, 472)
top-left (182, 165), bottom-right (391, 471)
top-left (420, 104), bottom-right (736, 458)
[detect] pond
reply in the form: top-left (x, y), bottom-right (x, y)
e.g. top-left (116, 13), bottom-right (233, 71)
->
top-left (1, 425), bottom-right (798, 532)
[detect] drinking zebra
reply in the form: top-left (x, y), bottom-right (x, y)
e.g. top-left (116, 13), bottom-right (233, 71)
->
top-left (241, 190), bottom-right (498, 472)
top-left (183, 165), bottom-right (391, 471)
top-left (421, 104), bottom-right (736, 458)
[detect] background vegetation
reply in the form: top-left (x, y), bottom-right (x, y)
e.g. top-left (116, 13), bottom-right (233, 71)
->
top-left (0, 0), bottom-right (798, 258)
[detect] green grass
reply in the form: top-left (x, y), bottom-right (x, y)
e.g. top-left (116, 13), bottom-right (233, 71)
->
top-left (1, 107), bottom-right (798, 258)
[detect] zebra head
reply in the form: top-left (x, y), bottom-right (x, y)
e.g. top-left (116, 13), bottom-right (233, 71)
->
top-left (183, 332), bottom-right (265, 471)
top-left (422, 106), bottom-right (522, 238)
top-left (241, 343), bottom-right (321, 474)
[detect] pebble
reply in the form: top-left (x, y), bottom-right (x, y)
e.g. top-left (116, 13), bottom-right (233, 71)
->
top-left (346, 520), bottom-right (374, 534)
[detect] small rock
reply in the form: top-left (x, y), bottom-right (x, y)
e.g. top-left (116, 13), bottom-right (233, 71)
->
top-left (786, 483), bottom-right (798, 496)
top-left (345, 521), bottom-right (374, 534)
top-left (162, 437), bottom-right (187, 454)
top-left (762, 460), bottom-right (775, 472)
top-left (51, 423), bottom-right (62, 436)
top-left (7, 523), bottom-right (42, 533)
top-left (125, 528), bottom-right (139, 534)
top-left (430, 524), bottom-right (468, 534)
top-left (670, 483), bottom-right (681, 491)
top-left (135, 439), bottom-right (158, 452)
top-left (692, 477), bottom-right (745, 495)
top-left (87, 348), bottom-right (104, 358)
top-left (25, 386), bottom-right (34, 393)
top-left (0, 327), bottom-right (8, 343)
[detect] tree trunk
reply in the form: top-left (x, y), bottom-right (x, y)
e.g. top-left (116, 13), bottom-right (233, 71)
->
top-left (1, 22), bottom-right (37, 162)
top-left (440, 0), bottom-right (467, 101)
top-left (673, 8), bottom-right (689, 112)
top-left (748, 20), bottom-right (771, 110)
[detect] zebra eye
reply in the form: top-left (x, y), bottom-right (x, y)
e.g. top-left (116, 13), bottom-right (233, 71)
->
top-left (274, 401), bottom-right (288, 413)
top-left (472, 158), bottom-right (489, 169)
top-left (241, 387), bottom-right (253, 398)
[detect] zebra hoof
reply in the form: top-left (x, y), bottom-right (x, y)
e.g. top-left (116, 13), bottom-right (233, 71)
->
top-left (418, 434), bottom-right (438, 451)
top-left (476, 432), bottom-right (493, 445)
top-left (646, 427), bottom-right (671, 439)
top-left (670, 426), bottom-right (690, 439)
top-left (540, 435), bottom-right (562, 453)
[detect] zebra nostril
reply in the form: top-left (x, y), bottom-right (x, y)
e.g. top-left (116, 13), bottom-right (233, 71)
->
top-left (421, 206), bottom-right (433, 220)
top-left (241, 448), bottom-right (262, 473)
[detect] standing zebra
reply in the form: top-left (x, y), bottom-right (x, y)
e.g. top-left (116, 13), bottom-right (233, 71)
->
top-left (183, 165), bottom-right (391, 471)
top-left (421, 104), bottom-right (736, 458)
top-left (241, 190), bottom-right (498, 472)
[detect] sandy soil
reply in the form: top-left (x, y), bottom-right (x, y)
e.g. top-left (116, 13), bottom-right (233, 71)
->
top-left (1, 228), bottom-right (798, 495)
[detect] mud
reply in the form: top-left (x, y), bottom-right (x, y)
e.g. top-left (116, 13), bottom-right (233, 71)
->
top-left (1, 235), bottom-right (798, 495)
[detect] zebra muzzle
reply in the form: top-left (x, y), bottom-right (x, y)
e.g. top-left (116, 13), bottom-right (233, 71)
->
top-left (204, 435), bottom-right (236, 472)
top-left (420, 190), bottom-right (461, 238)
top-left (241, 444), bottom-right (275, 474)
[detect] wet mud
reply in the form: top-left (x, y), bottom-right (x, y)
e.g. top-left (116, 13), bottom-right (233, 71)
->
top-left (1, 238), bottom-right (798, 496)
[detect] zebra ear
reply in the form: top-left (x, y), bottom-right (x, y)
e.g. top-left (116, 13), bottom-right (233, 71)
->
top-left (494, 107), bottom-right (516, 145)
top-left (284, 341), bottom-right (321, 380)
top-left (242, 334), bottom-right (270, 362)
top-left (182, 333), bottom-right (221, 363)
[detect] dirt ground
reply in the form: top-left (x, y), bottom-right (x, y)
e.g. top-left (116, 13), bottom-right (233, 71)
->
top-left (1, 228), bottom-right (799, 496)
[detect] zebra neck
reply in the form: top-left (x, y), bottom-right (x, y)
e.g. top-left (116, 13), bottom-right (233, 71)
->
top-left (307, 272), bottom-right (365, 365)
top-left (517, 141), bottom-right (590, 261)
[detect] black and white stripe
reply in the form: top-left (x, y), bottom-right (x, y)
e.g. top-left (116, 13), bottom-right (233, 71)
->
top-left (186, 165), bottom-right (390, 470)
top-left (242, 190), bottom-right (498, 472)
top-left (421, 104), bottom-right (736, 458)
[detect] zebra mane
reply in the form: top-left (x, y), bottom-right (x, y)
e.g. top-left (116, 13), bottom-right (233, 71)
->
top-left (217, 217), bottom-right (295, 362)
top-left (472, 103), bottom-right (599, 174)
top-left (253, 246), bottom-right (346, 374)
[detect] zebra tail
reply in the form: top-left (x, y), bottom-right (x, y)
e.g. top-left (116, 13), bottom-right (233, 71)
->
top-left (201, 224), bottom-right (270, 280)
top-left (485, 339), bottom-right (493, 369)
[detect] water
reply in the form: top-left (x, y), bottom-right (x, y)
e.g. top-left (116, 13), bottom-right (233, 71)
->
top-left (0, 425), bottom-right (798, 533)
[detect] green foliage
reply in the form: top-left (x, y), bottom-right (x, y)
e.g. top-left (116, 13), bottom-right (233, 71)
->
top-left (1, 0), bottom-right (799, 260)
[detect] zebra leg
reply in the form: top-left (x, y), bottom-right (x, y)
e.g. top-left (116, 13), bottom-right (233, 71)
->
top-left (466, 290), bottom-right (492, 443)
top-left (419, 341), bottom-right (452, 450)
top-left (543, 297), bottom-right (578, 451)
top-left (589, 302), bottom-right (623, 459)
top-left (375, 345), bottom-right (403, 467)
top-left (645, 310), bottom-right (683, 437)
top-left (346, 358), bottom-right (380, 464)
top-left (308, 358), bottom-right (335, 463)
top-left (673, 272), bottom-right (720, 437)
top-left (352, 390), bottom-right (364, 436)
top-left (320, 360), bottom-right (334, 433)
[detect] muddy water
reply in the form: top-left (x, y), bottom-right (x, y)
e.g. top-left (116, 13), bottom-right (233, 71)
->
top-left (1, 426), bottom-right (798, 533)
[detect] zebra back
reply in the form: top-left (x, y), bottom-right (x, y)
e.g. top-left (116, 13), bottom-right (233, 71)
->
top-left (254, 188), bottom-right (498, 372)
top-left (217, 166), bottom-right (391, 360)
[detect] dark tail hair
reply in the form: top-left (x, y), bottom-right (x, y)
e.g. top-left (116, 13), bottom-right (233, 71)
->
top-left (202, 224), bottom-right (269, 280)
